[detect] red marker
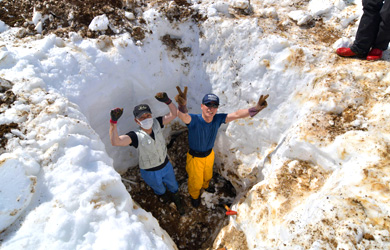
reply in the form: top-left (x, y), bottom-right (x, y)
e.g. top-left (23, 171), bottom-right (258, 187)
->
top-left (224, 204), bottom-right (237, 216)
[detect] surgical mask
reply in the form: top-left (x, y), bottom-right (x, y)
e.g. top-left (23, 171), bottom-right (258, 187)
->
top-left (137, 118), bottom-right (153, 130)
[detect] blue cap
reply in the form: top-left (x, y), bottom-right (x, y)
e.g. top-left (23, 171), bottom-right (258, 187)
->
top-left (202, 94), bottom-right (219, 105)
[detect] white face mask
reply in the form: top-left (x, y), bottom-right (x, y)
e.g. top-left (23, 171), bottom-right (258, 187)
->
top-left (137, 118), bottom-right (153, 130)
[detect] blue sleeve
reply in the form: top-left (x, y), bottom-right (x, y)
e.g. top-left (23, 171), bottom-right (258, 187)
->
top-left (217, 113), bottom-right (228, 125)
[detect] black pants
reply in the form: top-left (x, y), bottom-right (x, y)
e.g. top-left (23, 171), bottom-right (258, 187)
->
top-left (351, 0), bottom-right (390, 55)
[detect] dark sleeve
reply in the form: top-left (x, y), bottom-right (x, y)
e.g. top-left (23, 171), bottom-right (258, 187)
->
top-left (220, 113), bottom-right (228, 124)
top-left (126, 131), bottom-right (138, 148)
top-left (157, 116), bottom-right (164, 128)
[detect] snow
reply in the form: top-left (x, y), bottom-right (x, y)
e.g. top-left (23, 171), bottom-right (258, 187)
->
top-left (32, 8), bottom-right (49, 34)
top-left (89, 15), bottom-right (109, 32)
top-left (0, 21), bottom-right (7, 33)
top-left (1, 0), bottom-right (390, 249)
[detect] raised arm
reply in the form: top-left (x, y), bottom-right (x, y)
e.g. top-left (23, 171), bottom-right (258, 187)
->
top-left (175, 86), bottom-right (191, 124)
top-left (155, 92), bottom-right (177, 125)
top-left (226, 94), bottom-right (269, 123)
top-left (109, 108), bottom-right (132, 146)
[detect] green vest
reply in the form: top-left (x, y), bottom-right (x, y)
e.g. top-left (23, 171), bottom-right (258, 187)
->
top-left (135, 118), bottom-right (167, 170)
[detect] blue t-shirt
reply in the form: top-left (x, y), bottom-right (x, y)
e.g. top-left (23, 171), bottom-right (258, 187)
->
top-left (187, 113), bottom-right (227, 152)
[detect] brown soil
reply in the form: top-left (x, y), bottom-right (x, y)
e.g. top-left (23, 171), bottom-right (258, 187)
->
top-left (0, 0), bottom-right (205, 39)
top-left (0, 122), bottom-right (19, 148)
top-left (0, 78), bottom-right (18, 149)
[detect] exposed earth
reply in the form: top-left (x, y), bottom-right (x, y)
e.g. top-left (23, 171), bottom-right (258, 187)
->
top-left (0, 0), bottom-right (204, 40)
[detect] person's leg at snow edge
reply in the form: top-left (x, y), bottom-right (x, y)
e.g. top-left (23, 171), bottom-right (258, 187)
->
top-left (336, 0), bottom-right (390, 60)
top-left (354, 0), bottom-right (390, 60)
top-left (370, 0), bottom-right (390, 59)
top-left (186, 150), bottom-right (215, 208)
top-left (350, 0), bottom-right (384, 56)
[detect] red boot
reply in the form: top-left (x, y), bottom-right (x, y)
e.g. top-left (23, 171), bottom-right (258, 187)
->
top-left (367, 48), bottom-right (383, 61)
top-left (336, 47), bottom-right (356, 57)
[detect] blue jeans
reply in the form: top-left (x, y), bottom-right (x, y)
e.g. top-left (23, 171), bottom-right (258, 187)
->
top-left (140, 161), bottom-right (179, 195)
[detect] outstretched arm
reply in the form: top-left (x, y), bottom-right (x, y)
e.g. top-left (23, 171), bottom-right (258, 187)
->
top-left (109, 108), bottom-right (132, 146)
top-left (175, 86), bottom-right (192, 124)
top-left (155, 92), bottom-right (177, 125)
top-left (225, 108), bottom-right (251, 123)
top-left (226, 94), bottom-right (269, 123)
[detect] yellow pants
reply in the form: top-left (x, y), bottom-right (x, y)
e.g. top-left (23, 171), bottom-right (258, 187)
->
top-left (186, 150), bottom-right (215, 199)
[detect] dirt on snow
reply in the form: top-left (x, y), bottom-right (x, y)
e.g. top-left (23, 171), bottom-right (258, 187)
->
top-left (0, 1), bottom-right (237, 249)
top-left (0, 1), bottom-right (361, 249)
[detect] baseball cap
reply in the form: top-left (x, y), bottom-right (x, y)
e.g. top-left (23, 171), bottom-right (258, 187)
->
top-left (133, 104), bottom-right (152, 119)
top-left (202, 94), bottom-right (219, 105)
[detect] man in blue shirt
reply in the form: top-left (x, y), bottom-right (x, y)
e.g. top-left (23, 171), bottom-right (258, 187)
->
top-left (175, 86), bottom-right (269, 208)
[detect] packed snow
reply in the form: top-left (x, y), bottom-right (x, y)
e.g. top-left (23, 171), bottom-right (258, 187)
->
top-left (1, 0), bottom-right (390, 249)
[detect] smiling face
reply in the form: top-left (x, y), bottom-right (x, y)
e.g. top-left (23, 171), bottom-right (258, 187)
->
top-left (201, 102), bottom-right (219, 122)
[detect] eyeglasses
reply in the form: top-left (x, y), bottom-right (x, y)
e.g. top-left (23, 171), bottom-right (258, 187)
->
top-left (204, 103), bottom-right (219, 108)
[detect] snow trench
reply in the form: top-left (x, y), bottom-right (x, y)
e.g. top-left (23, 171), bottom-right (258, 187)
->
top-left (2, 4), bottom-right (390, 250)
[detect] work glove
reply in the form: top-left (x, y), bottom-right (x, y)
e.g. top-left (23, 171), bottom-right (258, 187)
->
top-left (110, 108), bottom-right (123, 124)
top-left (248, 94), bottom-right (269, 117)
top-left (175, 86), bottom-right (188, 113)
top-left (155, 92), bottom-right (172, 105)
